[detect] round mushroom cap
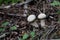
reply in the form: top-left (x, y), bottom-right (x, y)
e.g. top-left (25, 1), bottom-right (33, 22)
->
top-left (27, 15), bottom-right (36, 22)
top-left (38, 13), bottom-right (46, 19)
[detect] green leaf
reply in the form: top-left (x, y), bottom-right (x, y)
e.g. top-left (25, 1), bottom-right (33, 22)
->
top-left (19, 0), bottom-right (25, 2)
top-left (18, 38), bottom-right (23, 40)
top-left (56, 10), bottom-right (60, 14)
top-left (22, 33), bottom-right (29, 40)
top-left (11, 0), bottom-right (18, 3)
top-left (58, 18), bottom-right (60, 22)
top-left (59, 19), bottom-right (60, 21)
top-left (4, 0), bottom-right (19, 5)
top-left (50, 0), bottom-right (60, 6)
top-left (4, 0), bottom-right (11, 5)
top-left (0, 0), bottom-right (3, 5)
top-left (0, 0), bottom-right (25, 5)
top-left (0, 28), bottom-right (5, 32)
top-left (10, 25), bottom-right (17, 30)
top-left (30, 31), bottom-right (35, 38)
top-left (2, 22), bottom-right (9, 26)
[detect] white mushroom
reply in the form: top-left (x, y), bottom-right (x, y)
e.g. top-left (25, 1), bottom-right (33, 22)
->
top-left (38, 13), bottom-right (46, 28)
top-left (38, 13), bottom-right (46, 19)
top-left (27, 15), bottom-right (36, 22)
top-left (4, 5), bottom-right (11, 9)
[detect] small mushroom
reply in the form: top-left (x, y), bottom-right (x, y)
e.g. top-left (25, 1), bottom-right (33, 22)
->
top-left (38, 13), bottom-right (46, 19)
top-left (31, 21), bottom-right (39, 28)
top-left (4, 5), bottom-right (11, 9)
top-left (27, 15), bottom-right (36, 22)
top-left (38, 13), bottom-right (46, 28)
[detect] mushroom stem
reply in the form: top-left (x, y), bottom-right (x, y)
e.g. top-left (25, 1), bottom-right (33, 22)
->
top-left (31, 21), bottom-right (39, 28)
top-left (31, 21), bottom-right (39, 31)
top-left (40, 20), bottom-right (46, 28)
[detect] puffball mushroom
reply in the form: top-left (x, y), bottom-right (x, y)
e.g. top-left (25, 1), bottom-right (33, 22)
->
top-left (38, 13), bottom-right (46, 28)
top-left (27, 15), bottom-right (36, 22)
top-left (38, 13), bottom-right (46, 19)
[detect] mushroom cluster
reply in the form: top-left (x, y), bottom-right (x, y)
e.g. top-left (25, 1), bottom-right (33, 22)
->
top-left (27, 12), bottom-right (47, 28)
